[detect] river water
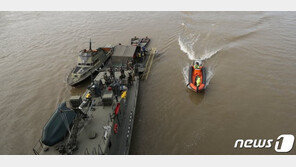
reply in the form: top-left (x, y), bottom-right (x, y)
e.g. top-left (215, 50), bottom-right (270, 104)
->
top-left (0, 12), bottom-right (295, 154)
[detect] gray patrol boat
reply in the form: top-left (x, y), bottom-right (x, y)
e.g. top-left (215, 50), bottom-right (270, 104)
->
top-left (33, 38), bottom-right (156, 155)
top-left (67, 40), bottom-right (113, 86)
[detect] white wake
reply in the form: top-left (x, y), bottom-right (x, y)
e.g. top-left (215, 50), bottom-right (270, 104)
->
top-left (178, 34), bottom-right (199, 61)
top-left (179, 24), bottom-right (220, 88)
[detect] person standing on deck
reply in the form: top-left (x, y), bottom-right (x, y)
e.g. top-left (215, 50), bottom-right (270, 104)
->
top-left (194, 62), bottom-right (200, 69)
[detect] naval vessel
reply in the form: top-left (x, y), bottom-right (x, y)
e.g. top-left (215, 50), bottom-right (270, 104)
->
top-left (33, 37), bottom-right (156, 155)
top-left (67, 40), bottom-right (113, 86)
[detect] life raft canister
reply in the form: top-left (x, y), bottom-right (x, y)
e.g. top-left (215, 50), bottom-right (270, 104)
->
top-left (114, 123), bottom-right (119, 134)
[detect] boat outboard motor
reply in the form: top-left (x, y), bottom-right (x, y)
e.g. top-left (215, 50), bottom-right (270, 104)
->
top-left (69, 96), bottom-right (87, 117)
top-left (69, 96), bottom-right (82, 108)
top-left (41, 102), bottom-right (77, 146)
top-left (194, 59), bottom-right (203, 66)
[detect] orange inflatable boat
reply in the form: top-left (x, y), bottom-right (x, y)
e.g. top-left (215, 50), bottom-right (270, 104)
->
top-left (188, 64), bottom-right (206, 92)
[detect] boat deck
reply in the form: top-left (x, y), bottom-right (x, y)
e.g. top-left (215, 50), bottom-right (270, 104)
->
top-left (37, 71), bottom-right (139, 155)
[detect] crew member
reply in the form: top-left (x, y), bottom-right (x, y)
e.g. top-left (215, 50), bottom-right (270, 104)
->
top-left (141, 46), bottom-right (146, 57)
top-left (196, 76), bottom-right (201, 87)
top-left (120, 67), bottom-right (125, 79)
top-left (128, 72), bottom-right (133, 86)
top-left (109, 67), bottom-right (114, 78)
top-left (104, 72), bottom-right (111, 85)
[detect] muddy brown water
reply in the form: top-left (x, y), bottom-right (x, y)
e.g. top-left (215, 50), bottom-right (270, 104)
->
top-left (0, 12), bottom-right (295, 154)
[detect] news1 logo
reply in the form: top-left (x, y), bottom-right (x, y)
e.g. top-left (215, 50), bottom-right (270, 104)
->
top-left (234, 134), bottom-right (295, 153)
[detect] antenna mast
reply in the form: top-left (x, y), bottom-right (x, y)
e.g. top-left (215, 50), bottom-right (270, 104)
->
top-left (89, 38), bottom-right (92, 50)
